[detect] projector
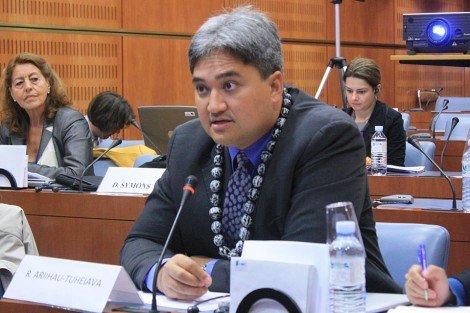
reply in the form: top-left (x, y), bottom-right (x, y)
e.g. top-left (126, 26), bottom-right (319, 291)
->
top-left (403, 12), bottom-right (470, 55)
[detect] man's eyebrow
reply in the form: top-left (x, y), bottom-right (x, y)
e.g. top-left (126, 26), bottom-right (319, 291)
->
top-left (192, 70), bottom-right (241, 84)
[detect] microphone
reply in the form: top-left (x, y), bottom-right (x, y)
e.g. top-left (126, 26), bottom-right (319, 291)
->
top-left (407, 137), bottom-right (457, 210)
top-left (440, 117), bottom-right (459, 171)
top-left (150, 175), bottom-right (198, 312)
top-left (130, 119), bottom-right (164, 155)
top-left (78, 138), bottom-right (122, 192)
top-left (431, 99), bottom-right (449, 139)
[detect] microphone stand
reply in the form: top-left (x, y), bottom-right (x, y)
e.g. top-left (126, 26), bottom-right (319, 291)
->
top-left (78, 138), bottom-right (122, 192)
top-left (440, 117), bottom-right (459, 171)
top-left (315, 0), bottom-right (365, 110)
top-left (431, 99), bottom-right (449, 138)
top-left (150, 175), bottom-right (198, 312)
top-left (407, 137), bottom-right (458, 210)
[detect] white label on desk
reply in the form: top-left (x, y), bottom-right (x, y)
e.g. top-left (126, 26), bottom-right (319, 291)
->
top-left (97, 167), bottom-right (164, 194)
top-left (4, 255), bottom-right (143, 313)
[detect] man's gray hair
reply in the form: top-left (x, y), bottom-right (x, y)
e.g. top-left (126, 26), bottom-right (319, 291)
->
top-left (188, 6), bottom-right (283, 78)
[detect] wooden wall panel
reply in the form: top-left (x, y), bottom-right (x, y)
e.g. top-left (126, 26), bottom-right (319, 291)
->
top-left (122, 0), bottom-right (222, 34)
top-left (394, 0), bottom-right (468, 44)
top-left (325, 46), bottom-right (396, 109)
top-left (122, 36), bottom-right (194, 139)
top-left (393, 49), bottom-right (465, 111)
top-left (465, 68), bottom-right (470, 97)
top-left (326, 0), bottom-right (395, 45)
top-left (0, 30), bottom-right (122, 113)
top-left (225, 0), bottom-right (326, 41)
top-left (0, 0), bottom-right (121, 29)
top-left (282, 43), bottom-right (327, 99)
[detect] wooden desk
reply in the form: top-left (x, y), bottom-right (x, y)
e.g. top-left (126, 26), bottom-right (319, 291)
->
top-left (368, 173), bottom-right (462, 200)
top-left (0, 189), bottom-right (147, 265)
top-left (433, 138), bottom-right (465, 172)
top-left (407, 111), bottom-right (434, 130)
top-left (374, 206), bottom-right (470, 277)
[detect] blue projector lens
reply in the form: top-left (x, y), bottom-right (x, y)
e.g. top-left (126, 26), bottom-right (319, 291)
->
top-left (427, 19), bottom-right (450, 45)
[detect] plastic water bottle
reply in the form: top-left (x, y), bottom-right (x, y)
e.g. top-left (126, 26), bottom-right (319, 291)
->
top-left (329, 221), bottom-right (366, 313)
top-left (371, 125), bottom-right (387, 176)
top-left (462, 139), bottom-right (470, 211)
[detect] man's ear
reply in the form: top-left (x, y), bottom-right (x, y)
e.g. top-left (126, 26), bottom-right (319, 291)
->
top-left (268, 71), bottom-right (284, 103)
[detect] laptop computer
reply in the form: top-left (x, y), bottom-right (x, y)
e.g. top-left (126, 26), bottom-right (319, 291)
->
top-left (138, 106), bottom-right (198, 155)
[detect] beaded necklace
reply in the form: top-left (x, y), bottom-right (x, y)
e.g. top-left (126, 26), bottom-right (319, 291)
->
top-left (208, 88), bottom-right (292, 259)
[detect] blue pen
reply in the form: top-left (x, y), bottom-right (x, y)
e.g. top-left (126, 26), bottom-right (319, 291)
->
top-left (418, 244), bottom-right (429, 301)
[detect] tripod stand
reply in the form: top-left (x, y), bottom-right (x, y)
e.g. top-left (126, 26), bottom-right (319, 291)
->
top-left (315, 0), bottom-right (364, 110)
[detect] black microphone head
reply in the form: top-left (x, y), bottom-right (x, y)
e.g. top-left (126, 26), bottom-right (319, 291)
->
top-left (130, 119), bottom-right (141, 130)
top-left (185, 175), bottom-right (198, 189)
top-left (443, 99), bottom-right (449, 110)
top-left (110, 138), bottom-right (122, 148)
top-left (407, 136), bottom-right (422, 149)
top-left (452, 116), bottom-right (460, 125)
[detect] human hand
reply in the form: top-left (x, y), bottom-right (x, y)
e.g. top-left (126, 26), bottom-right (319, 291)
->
top-left (157, 254), bottom-right (212, 300)
top-left (405, 264), bottom-right (452, 307)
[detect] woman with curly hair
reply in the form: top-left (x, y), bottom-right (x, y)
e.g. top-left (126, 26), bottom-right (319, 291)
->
top-left (0, 52), bottom-right (93, 178)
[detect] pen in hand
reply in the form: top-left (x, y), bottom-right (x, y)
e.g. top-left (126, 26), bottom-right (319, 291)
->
top-left (418, 243), bottom-right (429, 301)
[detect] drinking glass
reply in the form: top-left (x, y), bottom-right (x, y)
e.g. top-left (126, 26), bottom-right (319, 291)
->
top-left (326, 201), bottom-right (363, 245)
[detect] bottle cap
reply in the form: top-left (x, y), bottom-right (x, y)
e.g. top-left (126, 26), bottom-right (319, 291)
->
top-left (336, 220), bottom-right (356, 235)
top-left (375, 125), bottom-right (383, 132)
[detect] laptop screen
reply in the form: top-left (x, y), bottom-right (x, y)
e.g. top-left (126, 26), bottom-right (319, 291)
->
top-left (138, 106), bottom-right (198, 155)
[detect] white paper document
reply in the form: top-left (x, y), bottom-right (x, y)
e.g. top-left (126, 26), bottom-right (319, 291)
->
top-left (0, 145), bottom-right (27, 187)
top-left (388, 306), bottom-right (470, 312)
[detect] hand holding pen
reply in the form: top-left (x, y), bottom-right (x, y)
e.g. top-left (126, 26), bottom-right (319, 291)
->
top-left (418, 244), bottom-right (429, 301)
top-left (405, 261), bottom-right (453, 307)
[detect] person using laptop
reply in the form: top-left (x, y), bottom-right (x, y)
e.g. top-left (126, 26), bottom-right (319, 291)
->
top-left (86, 91), bottom-right (135, 146)
top-left (121, 5), bottom-right (400, 300)
top-left (406, 265), bottom-right (469, 306)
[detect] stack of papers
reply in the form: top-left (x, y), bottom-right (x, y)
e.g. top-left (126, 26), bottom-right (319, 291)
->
top-left (386, 165), bottom-right (425, 174)
top-left (28, 172), bottom-right (52, 187)
top-left (389, 305), bottom-right (469, 312)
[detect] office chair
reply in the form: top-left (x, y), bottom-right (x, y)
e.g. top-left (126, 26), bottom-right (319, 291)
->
top-left (404, 141), bottom-right (436, 170)
top-left (94, 139), bottom-right (148, 175)
top-left (376, 222), bottom-right (449, 288)
top-left (402, 113), bottom-right (411, 132)
top-left (443, 116), bottom-right (470, 140)
top-left (435, 96), bottom-right (470, 112)
top-left (133, 154), bottom-right (157, 167)
top-left (432, 113), bottom-right (470, 132)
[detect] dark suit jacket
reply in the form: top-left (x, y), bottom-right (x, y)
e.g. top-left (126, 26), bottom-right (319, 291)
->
top-left (454, 270), bottom-right (470, 305)
top-left (0, 107), bottom-right (93, 178)
top-left (346, 101), bottom-right (406, 166)
top-left (121, 88), bottom-right (401, 294)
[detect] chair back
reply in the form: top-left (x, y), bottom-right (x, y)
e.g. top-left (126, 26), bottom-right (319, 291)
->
top-left (435, 96), bottom-right (470, 112)
top-left (443, 116), bottom-right (470, 140)
top-left (433, 113), bottom-right (470, 132)
top-left (402, 113), bottom-right (410, 131)
top-left (134, 154), bottom-right (157, 167)
top-left (404, 141), bottom-right (436, 170)
top-left (376, 222), bottom-right (449, 288)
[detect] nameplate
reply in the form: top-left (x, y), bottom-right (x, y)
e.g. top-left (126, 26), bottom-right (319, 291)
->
top-left (4, 255), bottom-right (143, 312)
top-left (0, 145), bottom-right (27, 188)
top-left (97, 167), bottom-right (164, 194)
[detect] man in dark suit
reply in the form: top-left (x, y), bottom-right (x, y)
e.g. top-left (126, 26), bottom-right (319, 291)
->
top-left (406, 265), bottom-right (469, 306)
top-left (120, 5), bottom-right (401, 300)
